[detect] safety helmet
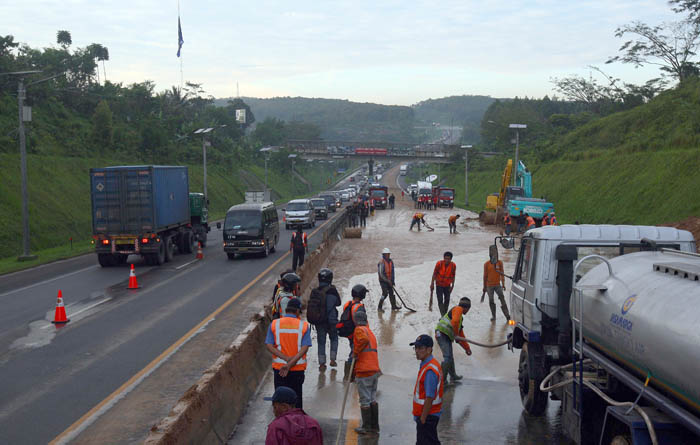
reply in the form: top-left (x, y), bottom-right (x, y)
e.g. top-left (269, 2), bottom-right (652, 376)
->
top-left (281, 272), bottom-right (302, 290)
top-left (351, 284), bottom-right (369, 300)
top-left (318, 268), bottom-right (333, 284)
top-left (382, 247), bottom-right (391, 255)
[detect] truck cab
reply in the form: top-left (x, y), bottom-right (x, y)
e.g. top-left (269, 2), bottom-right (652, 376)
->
top-left (507, 225), bottom-right (696, 418)
top-left (189, 192), bottom-right (210, 247)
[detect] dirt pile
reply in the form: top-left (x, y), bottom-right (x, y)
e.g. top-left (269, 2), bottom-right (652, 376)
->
top-left (661, 216), bottom-right (700, 250)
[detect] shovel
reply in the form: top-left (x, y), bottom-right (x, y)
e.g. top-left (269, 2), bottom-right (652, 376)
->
top-left (429, 287), bottom-right (434, 311)
top-left (335, 358), bottom-right (356, 445)
top-left (392, 286), bottom-right (417, 312)
top-left (480, 290), bottom-right (486, 303)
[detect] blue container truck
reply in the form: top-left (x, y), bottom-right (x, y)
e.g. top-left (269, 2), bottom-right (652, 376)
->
top-left (90, 165), bottom-right (197, 266)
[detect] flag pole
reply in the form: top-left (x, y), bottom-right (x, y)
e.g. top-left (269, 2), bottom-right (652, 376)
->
top-left (178, 0), bottom-right (183, 89)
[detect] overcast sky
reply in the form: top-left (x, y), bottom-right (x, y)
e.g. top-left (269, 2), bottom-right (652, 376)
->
top-left (2, 1), bottom-right (682, 105)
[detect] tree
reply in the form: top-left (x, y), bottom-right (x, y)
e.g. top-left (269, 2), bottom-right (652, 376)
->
top-left (56, 30), bottom-right (72, 50)
top-left (670, 0), bottom-right (700, 23)
top-left (607, 20), bottom-right (700, 82)
top-left (92, 100), bottom-right (114, 149)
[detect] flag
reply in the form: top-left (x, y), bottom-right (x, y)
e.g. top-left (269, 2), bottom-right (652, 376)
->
top-left (177, 17), bottom-right (184, 57)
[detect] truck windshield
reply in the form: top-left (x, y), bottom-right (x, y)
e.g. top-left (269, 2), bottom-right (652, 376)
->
top-left (371, 190), bottom-right (386, 198)
top-left (419, 188), bottom-right (431, 195)
top-left (287, 202), bottom-right (309, 211)
top-left (224, 211), bottom-right (261, 231)
top-left (439, 190), bottom-right (454, 197)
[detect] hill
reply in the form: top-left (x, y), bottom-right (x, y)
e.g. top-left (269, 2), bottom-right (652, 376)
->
top-left (412, 95), bottom-right (496, 143)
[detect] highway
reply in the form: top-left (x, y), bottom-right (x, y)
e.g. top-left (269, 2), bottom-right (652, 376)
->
top-left (0, 176), bottom-right (356, 444)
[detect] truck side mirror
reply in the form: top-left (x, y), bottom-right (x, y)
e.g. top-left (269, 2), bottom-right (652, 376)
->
top-left (216, 222), bottom-right (221, 229)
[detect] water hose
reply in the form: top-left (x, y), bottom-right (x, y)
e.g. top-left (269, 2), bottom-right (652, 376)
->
top-left (454, 335), bottom-right (511, 348)
top-left (335, 358), bottom-right (356, 445)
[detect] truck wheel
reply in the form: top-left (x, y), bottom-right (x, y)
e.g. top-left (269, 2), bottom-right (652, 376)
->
top-left (98, 253), bottom-right (115, 267)
top-left (153, 242), bottom-right (165, 265)
top-left (182, 232), bottom-right (194, 254)
top-left (518, 342), bottom-right (548, 416)
top-left (164, 236), bottom-right (174, 262)
top-left (199, 234), bottom-right (207, 248)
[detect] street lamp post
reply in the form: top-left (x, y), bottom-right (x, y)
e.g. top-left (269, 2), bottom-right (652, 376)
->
top-left (194, 127), bottom-right (213, 201)
top-left (260, 146), bottom-right (273, 191)
top-left (461, 145), bottom-right (472, 207)
top-left (288, 154), bottom-right (297, 192)
top-left (508, 124), bottom-right (527, 186)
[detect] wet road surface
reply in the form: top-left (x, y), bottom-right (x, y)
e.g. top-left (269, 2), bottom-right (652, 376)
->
top-left (230, 166), bottom-right (574, 444)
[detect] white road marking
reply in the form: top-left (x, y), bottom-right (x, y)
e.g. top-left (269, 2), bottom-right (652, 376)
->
top-left (175, 259), bottom-right (198, 270)
top-left (0, 265), bottom-right (98, 298)
top-left (40, 297), bottom-right (113, 329)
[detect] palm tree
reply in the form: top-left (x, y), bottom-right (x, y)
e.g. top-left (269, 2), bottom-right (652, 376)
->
top-left (97, 46), bottom-right (109, 82)
top-left (56, 30), bottom-right (72, 50)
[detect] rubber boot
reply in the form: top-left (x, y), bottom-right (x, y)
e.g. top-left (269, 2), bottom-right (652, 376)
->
top-left (370, 402), bottom-right (380, 433)
top-left (489, 303), bottom-right (497, 321)
top-left (377, 296), bottom-right (385, 312)
top-left (450, 359), bottom-right (463, 381)
top-left (354, 407), bottom-right (373, 435)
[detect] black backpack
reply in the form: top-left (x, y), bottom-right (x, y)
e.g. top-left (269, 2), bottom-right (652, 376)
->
top-left (306, 285), bottom-right (329, 325)
top-left (336, 301), bottom-right (361, 337)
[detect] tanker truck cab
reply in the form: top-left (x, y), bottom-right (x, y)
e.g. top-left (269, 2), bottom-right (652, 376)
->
top-left (507, 224), bottom-right (697, 443)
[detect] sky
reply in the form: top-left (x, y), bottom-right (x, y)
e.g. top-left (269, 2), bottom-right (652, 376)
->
top-left (1, 1), bottom-right (683, 105)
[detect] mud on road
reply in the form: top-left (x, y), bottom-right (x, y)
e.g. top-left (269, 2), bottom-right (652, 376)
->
top-left (230, 166), bottom-right (572, 444)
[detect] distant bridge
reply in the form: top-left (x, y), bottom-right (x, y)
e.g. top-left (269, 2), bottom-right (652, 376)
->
top-left (285, 140), bottom-right (460, 164)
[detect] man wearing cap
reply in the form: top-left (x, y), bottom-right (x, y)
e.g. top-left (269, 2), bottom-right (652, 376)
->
top-left (265, 386), bottom-right (323, 445)
top-left (435, 297), bottom-right (472, 385)
top-left (378, 248), bottom-right (399, 311)
top-left (266, 298), bottom-right (312, 409)
top-left (410, 335), bottom-right (443, 445)
top-left (430, 252), bottom-right (457, 316)
top-left (352, 310), bottom-right (381, 435)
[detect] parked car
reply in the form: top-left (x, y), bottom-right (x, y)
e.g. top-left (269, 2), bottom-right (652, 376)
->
top-left (284, 199), bottom-right (316, 229)
top-left (310, 198), bottom-right (328, 220)
top-left (221, 202), bottom-right (279, 259)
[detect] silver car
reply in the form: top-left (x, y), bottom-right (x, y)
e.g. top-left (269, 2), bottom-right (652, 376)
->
top-left (284, 199), bottom-right (316, 229)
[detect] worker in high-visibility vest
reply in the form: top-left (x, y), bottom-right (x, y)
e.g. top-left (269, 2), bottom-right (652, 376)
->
top-left (351, 310), bottom-right (381, 435)
top-left (410, 212), bottom-right (426, 231)
top-left (430, 251), bottom-right (456, 316)
top-left (410, 334), bottom-right (443, 444)
top-left (483, 245), bottom-right (511, 322)
top-left (525, 213), bottom-right (536, 231)
top-left (542, 213), bottom-right (550, 226)
top-left (265, 298), bottom-right (312, 409)
top-left (550, 212), bottom-right (558, 226)
top-left (503, 213), bottom-right (512, 236)
top-left (435, 297), bottom-right (472, 385)
top-left (448, 214), bottom-right (460, 234)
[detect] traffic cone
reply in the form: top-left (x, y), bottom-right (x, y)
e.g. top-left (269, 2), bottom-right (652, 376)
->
top-left (196, 242), bottom-right (204, 260)
top-left (128, 264), bottom-right (140, 289)
top-left (52, 290), bottom-right (70, 324)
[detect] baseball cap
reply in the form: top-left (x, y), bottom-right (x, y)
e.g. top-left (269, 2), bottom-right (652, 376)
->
top-left (286, 298), bottom-right (302, 310)
top-left (410, 334), bottom-right (433, 348)
top-left (263, 386), bottom-right (297, 404)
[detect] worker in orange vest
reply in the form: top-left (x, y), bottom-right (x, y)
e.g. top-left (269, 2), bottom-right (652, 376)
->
top-left (525, 213), bottom-right (536, 231)
top-left (378, 248), bottom-right (399, 311)
top-left (338, 284), bottom-right (368, 381)
top-left (448, 214), bottom-right (460, 234)
top-left (435, 297), bottom-right (472, 384)
top-left (483, 245), bottom-right (511, 322)
top-left (265, 298), bottom-right (312, 409)
top-left (430, 251), bottom-right (456, 316)
top-left (410, 212), bottom-right (426, 231)
top-left (290, 226), bottom-right (308, 272)
top-left (503, 213), bottom-right (512, 236)
top-left (550, 212), bottom-right (558, 225)
top-left (410, 334), bottom-right (443, 444)
top-left (351, 310), bottom-right (381, 435)
top-left (432, 195), bottom-right (438, 210)
top-left (542, 213), bottom-right (550, 226)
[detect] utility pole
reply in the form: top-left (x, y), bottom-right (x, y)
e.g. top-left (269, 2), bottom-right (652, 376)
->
top-left (17, 79), bottom-right (35, 261)
top-left (509, 124), bottom-right (526, 186)
top-left (194, 127), bottom-right (214, 201)
top-left (462, 145), bottom-right (472, 207)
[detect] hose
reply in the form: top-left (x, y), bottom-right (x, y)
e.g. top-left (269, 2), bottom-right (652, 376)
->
top-left (454, 335), bottom-right (511, 348)
top-left (335, 358), bottom-right (356, 445)
top-left (539, 361), bottom-right (658, 445)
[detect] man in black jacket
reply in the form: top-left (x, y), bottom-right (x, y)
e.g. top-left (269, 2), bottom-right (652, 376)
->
top-left (315, 268), bottom-right (341, 371)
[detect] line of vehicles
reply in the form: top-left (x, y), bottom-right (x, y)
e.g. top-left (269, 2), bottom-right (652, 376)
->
top-left (407, 181), bottom-right (455, 208)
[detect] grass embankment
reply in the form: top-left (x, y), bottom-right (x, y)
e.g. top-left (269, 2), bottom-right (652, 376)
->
top-left (0, 154), bottom-right (344, 274)
top-left (418, 148), bottom-right (700, 225)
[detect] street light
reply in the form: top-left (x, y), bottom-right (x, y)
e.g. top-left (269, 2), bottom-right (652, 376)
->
top-left (1, 70), bottom-right (65, 261)
top-left (508, 124), bottom-right (527, 186)
top-left (193, 125), bottom-right (226, 201)
top-left (461, 145), bottom-right (472, 207)
top-left (260, 146), bottom-right (273, 190)
top-left (288, 154), bottom-right (297, 191)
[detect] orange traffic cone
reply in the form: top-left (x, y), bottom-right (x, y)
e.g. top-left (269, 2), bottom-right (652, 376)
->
top-left (196, 242), bottom-right (204, 260)
top-left (52, 290), bottom-right (70, 324)
top-left (128, 264), bottom-right (140, 289)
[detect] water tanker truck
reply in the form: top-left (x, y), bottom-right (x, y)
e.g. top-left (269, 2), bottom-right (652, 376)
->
top-left (505, 225), bottom-right (699, 445)
top-left (90, 165), bottom-right (203, 266)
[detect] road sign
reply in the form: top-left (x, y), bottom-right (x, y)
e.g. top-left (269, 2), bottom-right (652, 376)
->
top-left (426, 174), bottom-right (438, 182)
top-left (235, 109), bottom-right (246, 123)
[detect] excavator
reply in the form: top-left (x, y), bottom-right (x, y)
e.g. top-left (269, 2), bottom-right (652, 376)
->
top-left (480, 160), bottom-right (554, 228)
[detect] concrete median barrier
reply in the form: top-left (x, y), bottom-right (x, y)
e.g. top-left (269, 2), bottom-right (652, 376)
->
top-left (144, 209), bottom-right (348, 444)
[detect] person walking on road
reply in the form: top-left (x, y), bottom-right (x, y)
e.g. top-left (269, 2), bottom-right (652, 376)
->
top-left (265, 386), bottom-right (323, 445)
top-left (337, 284), bottom-right (368, 381)
top-left (307, 268), bottom-right (341, 371)
top-left (401, 190), bottom-right (405, 201)
top-left (352, 310), bottom-right (381, 435)
top-left (517, 211), bottom-right (526, 233)
top-left (370, 198), bottom-right (376, 216)
top-left (360, 200), bottom-right (368, 227)
top-left (435, 297), bottom-right (472, 385)
top-left (483, 245), bottom-right (511, 322)
top-left (378, 248), bottom-right (399, 311)
top-left (389, 193), bottom-right (395, 209)
top-left (448, 214), bottom-right (460, 234)
top-left (430, 252), bottom-right (456, 316)
top-left (410, 212), bottom-right (426, 231)
top-left (273, 272), bottom-right (301, 319)
top-left (290, 226), bottom-right (308, 272)
top-left (525, 213), bottom-right (536, 231)
top-left (412, 190), bottom-right (417, 206)
top-left (503, 213), bottom-right (512, 236)
top-left (266, 298), bottom-right (311, 409)
top-left (411, 334), bottom-right (443, 445)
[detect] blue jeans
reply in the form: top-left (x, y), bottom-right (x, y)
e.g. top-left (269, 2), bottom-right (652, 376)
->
top-left (316, 324), bottom-right (338, 365)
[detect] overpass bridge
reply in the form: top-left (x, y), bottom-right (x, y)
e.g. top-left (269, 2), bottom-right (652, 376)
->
top-left (285, 139), bottom-right (460, 164)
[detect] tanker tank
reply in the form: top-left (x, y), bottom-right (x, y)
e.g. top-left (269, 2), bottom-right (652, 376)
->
top-left (574, 249), bottom-right (700, 416)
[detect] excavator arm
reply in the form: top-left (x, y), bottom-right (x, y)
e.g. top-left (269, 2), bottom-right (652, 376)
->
top-left (498, 159), bottom-right (513, 207)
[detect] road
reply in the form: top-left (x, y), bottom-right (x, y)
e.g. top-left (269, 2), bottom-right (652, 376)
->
top-left (230, 165), bottom-right (572, 444)
top-left (0, 173), bottom-right (358, 444)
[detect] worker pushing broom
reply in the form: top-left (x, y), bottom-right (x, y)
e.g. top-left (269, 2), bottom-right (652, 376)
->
top-left (409, 212), bottom-right (434, 232)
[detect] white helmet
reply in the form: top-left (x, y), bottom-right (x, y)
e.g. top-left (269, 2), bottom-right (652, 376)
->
top-left (382, 248), bottom-right (391, 254)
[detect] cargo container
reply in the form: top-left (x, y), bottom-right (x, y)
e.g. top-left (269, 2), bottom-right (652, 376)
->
top-left (90, 165), bottom-right (198, 267)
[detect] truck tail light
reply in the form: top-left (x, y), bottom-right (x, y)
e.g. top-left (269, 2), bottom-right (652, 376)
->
top-left (101, 239), bottom-right (110, 245)
top-left (141, 238), bottom-right (149, 244)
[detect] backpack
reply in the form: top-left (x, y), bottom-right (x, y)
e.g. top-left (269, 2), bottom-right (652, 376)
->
top-left (336, 301), bottom-right (360, 337)
top-left (306, 285), bottom-right (330, 325)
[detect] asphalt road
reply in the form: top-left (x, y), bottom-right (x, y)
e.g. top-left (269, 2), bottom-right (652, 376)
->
top-left (0, 176), bottom-right (358, 444)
